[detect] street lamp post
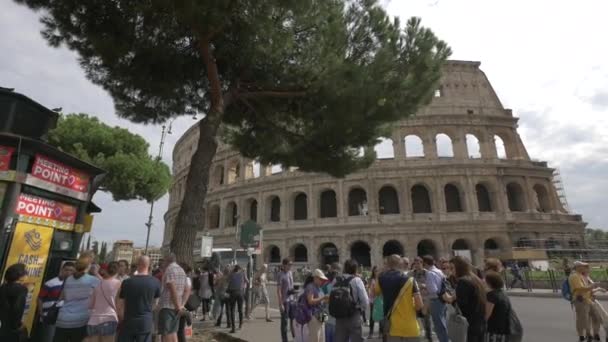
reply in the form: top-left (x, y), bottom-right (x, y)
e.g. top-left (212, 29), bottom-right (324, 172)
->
top-left (144, 121), bottom-right (173, 254)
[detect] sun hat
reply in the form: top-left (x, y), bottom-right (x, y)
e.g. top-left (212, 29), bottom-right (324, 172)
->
top-left (312, 268), bottom-right (328, 281)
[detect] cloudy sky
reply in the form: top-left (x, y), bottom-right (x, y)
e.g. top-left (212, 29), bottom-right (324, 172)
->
top-left (1, 0), bottom-right (607, 248)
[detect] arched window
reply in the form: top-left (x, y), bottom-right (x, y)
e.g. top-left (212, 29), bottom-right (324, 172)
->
top-left (484, 239), bottom-right (500, 251)
top-left (444, 184), bottom-right (463, 212)
top-left (213, 165), bottom-right (224, 185)
top-left (225, 201), bottom-right (238, 227)
top-left (378, 186), bottom-right (400, 214)
top-left (452, 239), bottom-right (470, 251)
top-left (350, 241), bottom-right (371, 267)
top-left (267, 245), bottom-right (281, 263)
top-left (436, 133), bottom-right (454, 157)
top-left (466, 134), bottom-right (481, 158)
top-left (417, 239), bottom-right (437, 258)
top-left (293, 244), bottom-right (308, 262)
top-left (533, 184), bottom-right (552, 212)
top-left (348, 188), bottom-right (368, 216)
top-left (476, 184), bottom-right (493, 212)
top-left (320, 190), bottom-right (337, 218)
top-left (320, 243), bottom-right (339, 265)
top-left (506, 182), bottom-right (526, 212)
top-left (383, 240), bottom-right (404, 257)
top-left (209, 205), bottom-right (220, 229)
top-left (494, 135), bottom-right (507, 159)
top-left (227, 160), bottom-right (240, 184)
top-left (405, 135), bottom-right (425, 158)
top-left (245, 160), bottom-right (261, 179)
top-left (293, 193), bottom-right (308, 220)
top-left (249, 199), bottom-right (258, 222)
top-left (269, 196), bottom-right (281, 222)
top-left (374, 138), bottom-right (394, 159)
top-left (411, 184), bottom-right (432, 213)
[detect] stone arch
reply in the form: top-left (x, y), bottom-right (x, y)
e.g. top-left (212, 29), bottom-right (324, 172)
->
top-left (350, 241), bottom-right (371, 267)
top-left (320, 189), bottom-right (337, 218)
top-left (444, 183), bottom-right (464, 212)
top-left (291, 243), bottom-right (308, 262)
top-left (475, 183), bottom-right (493, 212)
top-left (466, 134), bottom-right (482, 158)
top-left (243, 198), bottom-right (258, 222)
top-left (411, 184), bottom-right (432, 213)
top-left (227, 159), bottom-right (240, 184)
top-left (225, 201), bottom-right (238, 227)
top-left (348, 187), bottom-right (368, 216)
top-left (404, 135), bottom-right (425, 158)
top-left (436, 133), bottom-right (454, 157)
top-left (494, 135), bottom-right (507, 159)
top-left (506, 182), bottom-right (526, 212)
top-left (293, 192), bottom-right (308, 220)
top-left (417, 239), bottom-right (438, 258)
top-left (374, 138), bottom-right (395, 159)
top-left (378, 185), bottom-right (400, 214)
top-left (245, 160), bottom-right (261, 179)
top-left (383, 240), bottom-right (404, 257)
top-left (209, 204), bottom-right (220, 229)
top-left (451, 239), bottom-right (473, 260)
top-left (265, 245), bottom-right (281, 264)
top-left (484, 238), bottom-right (501, 257)
top-left (319, 243), bottom-right (339, 266)
top-left (267, 195), bottom-right (281, 222)
top-left (544, 237), bottom-right (561, 250)
top-left (533, 184), bottom-right (552, 213)
top-left (212, 165), bottom-right (225, 186)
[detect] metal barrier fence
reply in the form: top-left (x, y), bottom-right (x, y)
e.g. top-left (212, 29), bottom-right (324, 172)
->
top-left (503, 269), bottom-right (608, 292)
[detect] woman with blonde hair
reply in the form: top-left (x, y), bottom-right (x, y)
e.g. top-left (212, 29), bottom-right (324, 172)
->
top-left (55, 258), bottom-right (100, 342)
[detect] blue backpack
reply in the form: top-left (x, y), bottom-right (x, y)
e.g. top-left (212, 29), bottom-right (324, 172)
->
top-left (294, 292), bottom-right (313, 325)
top-left (561, 279), bottom-right (572, 302)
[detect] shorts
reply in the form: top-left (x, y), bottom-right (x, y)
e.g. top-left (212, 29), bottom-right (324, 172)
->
top-left (158, 308), bottom-right (180, 335)
top-left (87, 321), bottom-right (118, 336)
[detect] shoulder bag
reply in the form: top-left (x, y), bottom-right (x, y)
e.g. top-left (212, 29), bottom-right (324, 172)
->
top-left (43, 281), bottom-right (65, 325)
top-left (447, 304), bottom-right (469, 342)
top-left (508, 299), bottom-right (524, 342)
top-left (381, 277), bottom-right (412, 336)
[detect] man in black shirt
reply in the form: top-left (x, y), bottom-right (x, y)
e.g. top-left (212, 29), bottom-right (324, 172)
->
top-left (118, 256), bottom-right (161, 342)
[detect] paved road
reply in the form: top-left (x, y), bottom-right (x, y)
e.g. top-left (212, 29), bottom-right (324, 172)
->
top-left (233, 287), bottom-right (594, 342)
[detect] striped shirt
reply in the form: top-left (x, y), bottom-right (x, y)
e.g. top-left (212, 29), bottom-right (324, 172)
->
top-left (38, 277), bottom-right (63, 319)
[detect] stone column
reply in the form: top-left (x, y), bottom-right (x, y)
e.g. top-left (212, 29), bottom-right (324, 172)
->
top-left (424, 133), bottom-right (438, 159)
top-left (452, 130), bottom-right (468, 159)
top-left (480, 130), bottom-right (498, 159)
top-left (372, 235), bottom-right (383, 267)
top-left (308, 183), bottom-right (317, 219)
top-left (392, 131), bottom-right (405, 160)
top-left (434, 178), bottom-right (445, 217)
top-left (523, 177), bottom-right (535, 213)
top-left (495, 176), bottom-right (508, 214)
top-left (219, 199), bottom-right (226, 229)
top-left (464, 176), bottom-right (477, 213)
top-left (337, 180), bottom-right (345, 220)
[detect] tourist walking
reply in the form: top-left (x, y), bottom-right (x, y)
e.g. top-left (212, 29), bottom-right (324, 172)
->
top-left (0, 263), bottom-right (28, 341)
top-left (484, 271), bottom-right (522, 342)
top-left (451, 256), bottom-right (487, 342)
top-left (214, 266), bottom-right (231, 328)
top-left (55, 258), bottom-right (101, 342)
top-left (250, 263), bottom-right (273, 322)
top-left (278, 258), bottom-right (295, 342)
top-left (422, 255), bottom-right (450, 342)
top-left (367, 266), bottom-right (381, 339)
top-left (302, 269), bottom-right (329, 342)
top-left (569, 261), bottom-right (602, 342)
top-left (332, 259), bottom-right (369, 342)
top-left (87, 261), bottom-right (121, 342)
top-left (37, 261), bottom-right (76, 342)
top-left (117, 255), bottom-right (161, 342)
top-left (117, 259), bottom-right (130, 281)
top-left (323, 263), bottom-right (341, 342)
top-left (198, 267), bottom-right (214, 321)
top-left (158, 254), bottom-right (188, 342)
top-left (412, 257), bottom-right (432, 342)
top-left (227, 264), bottom-right (249, 333)
top-left (376, 254), bottom-right (423, 342)
top-left (509, 263), bottom-right (525, 289)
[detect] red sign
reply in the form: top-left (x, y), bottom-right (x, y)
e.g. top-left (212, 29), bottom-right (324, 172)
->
top-left (16, 194), bottom-right (77, 225)
top-left (0, 146), bottom-right (14, 171)
top-left (31, 154), bottom-right (89, 193)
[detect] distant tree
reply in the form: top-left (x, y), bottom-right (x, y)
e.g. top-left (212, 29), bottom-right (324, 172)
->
top-left (86, 235), bottom-right (91, 251)
top-left (48, 114), bottom-right (171, 202)
top-left (17, 0), bottom-right (450, 263)
top-left (91, 241), bottom-right (99, 259)
top-left (99, 242), bottom-right (108, 263)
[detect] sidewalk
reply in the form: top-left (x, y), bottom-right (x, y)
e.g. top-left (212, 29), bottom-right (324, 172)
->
top-left (193, 307), bottom-right (282, 342)
top-left (507, 288), bottom-right (608, 299)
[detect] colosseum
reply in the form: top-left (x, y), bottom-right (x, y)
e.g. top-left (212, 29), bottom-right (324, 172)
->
top-left (163, 60), bottom-right (586, 269)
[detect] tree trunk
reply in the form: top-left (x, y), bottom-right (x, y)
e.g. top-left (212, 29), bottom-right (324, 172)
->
top-left (170, 114), bottom-right (221, 264)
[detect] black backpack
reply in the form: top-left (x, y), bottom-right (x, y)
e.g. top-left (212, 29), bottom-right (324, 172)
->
top-left (328, 276), bottom-right (357, 318)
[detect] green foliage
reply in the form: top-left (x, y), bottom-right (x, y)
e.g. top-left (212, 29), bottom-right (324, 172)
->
top-left (99, 242), bottom-right (108, 263)
top-left (17, 0), bottom-right (450, 177)
top-left (585, 228), bottom-right (608, 248)
top-left (48, 114), bottom-right (171, 202)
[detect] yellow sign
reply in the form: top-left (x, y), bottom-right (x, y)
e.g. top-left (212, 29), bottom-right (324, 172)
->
top-left (3, 222), bottom-right (53, 334)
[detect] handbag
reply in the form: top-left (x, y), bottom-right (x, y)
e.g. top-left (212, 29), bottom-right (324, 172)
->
top-left (372, 296), bottom-right (384, 322)
top-left (381, 278), bottom-right (412, 335)
top-left (447, 304), bottom-right (469, 342)
top-left (185, 294), bottom-right (201, 311)
top-left (508, 307), bottom-right (523, 341)
top-left (43, 282), bottom-right (65, 325)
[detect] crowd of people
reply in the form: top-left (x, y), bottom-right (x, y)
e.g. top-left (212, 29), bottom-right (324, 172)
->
top-left (276, 255), bottom-right (524, 342)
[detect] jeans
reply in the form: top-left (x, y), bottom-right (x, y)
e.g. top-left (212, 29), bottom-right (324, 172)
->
top-left (215, 299), bottom-right (229, 327)
top-left (335, 311), bottom-right (363, 342)
top-left (228, 290), bottom-right (244, 331)
top-left (280, 304), bottom-right (289, 342)
top-left (325, 323), bottom-right (335, 342)
top-left (430, 299), bottom-right (450, 342)
top-left (418, 306), bottom-right (432, 342)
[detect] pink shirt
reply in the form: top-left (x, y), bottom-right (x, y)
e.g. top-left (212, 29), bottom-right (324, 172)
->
top-left (88, 277), bottom-right (121, 325)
